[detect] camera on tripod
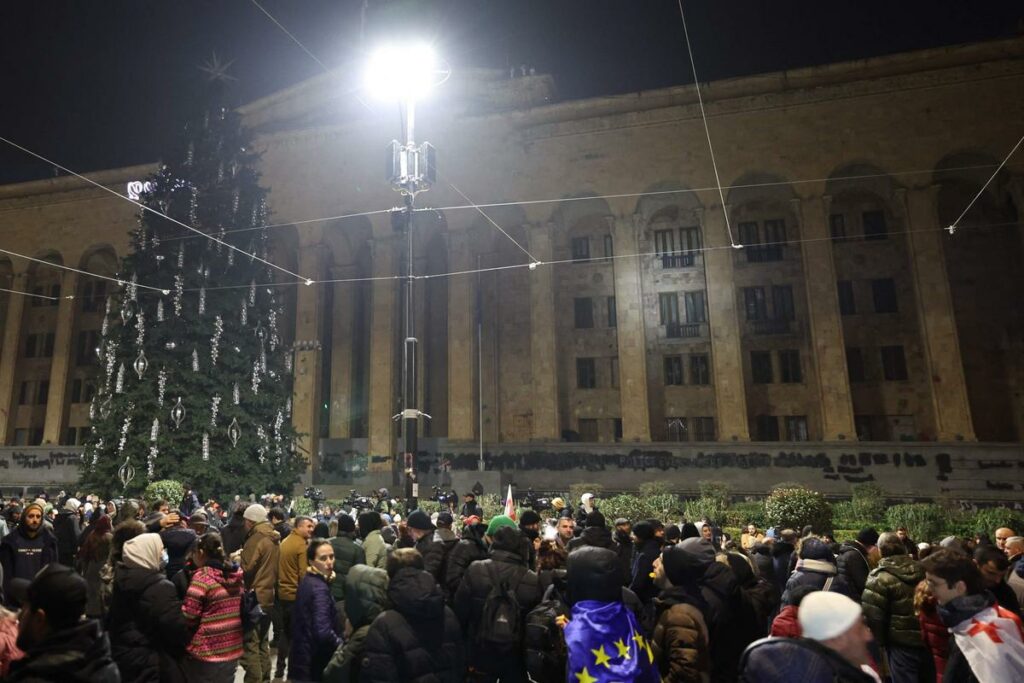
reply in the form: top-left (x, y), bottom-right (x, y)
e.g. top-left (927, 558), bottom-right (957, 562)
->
top-left (521, 487), bottom-right (552, 512)
top-left (432, 485), bottom-right (458, 511)
top-left (304, 487), bottom-right (325, 502)
top-left (343, 489), bottom-right (375, 512)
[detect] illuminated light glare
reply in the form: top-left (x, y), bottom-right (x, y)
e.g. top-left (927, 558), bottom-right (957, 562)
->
top-left (366, 43), bottom-right (438, 100)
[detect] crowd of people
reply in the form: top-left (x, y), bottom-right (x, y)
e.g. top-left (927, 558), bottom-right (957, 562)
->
top-left (1, 489), bottom-right (1024, 682)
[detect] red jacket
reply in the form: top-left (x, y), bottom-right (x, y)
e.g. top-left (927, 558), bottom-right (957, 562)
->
top-left (918, 600), bottom-right (948, 682)
top-left (770, 605), bottom-right (802, 638)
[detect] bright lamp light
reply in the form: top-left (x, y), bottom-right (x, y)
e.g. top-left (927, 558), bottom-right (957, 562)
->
top-left (366, 43), bottom-right (438, 100)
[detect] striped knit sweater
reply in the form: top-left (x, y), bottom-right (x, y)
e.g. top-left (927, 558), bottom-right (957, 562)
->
top-left (182, 563), bottom-right (244, 661)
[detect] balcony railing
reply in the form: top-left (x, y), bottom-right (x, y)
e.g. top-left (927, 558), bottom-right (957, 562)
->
top-left (661, 252), bottom-right (696, 269)
top-left (666, 322), bottom-right (704, 339)
top-left (750, 318), bottom-right (795, 335)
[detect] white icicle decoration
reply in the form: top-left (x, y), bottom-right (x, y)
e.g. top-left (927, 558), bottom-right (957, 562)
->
top-left (157, 368), bottom-right (167, 406)
top-left (147, 446), bottom-right (157, 478)
top-left (285, 397), bottom-right (291, 417)
top-left (202, 432), bottom-right (210, 461)
top-left (117, 408), bottom-right (133, 455)
top-left (198, 287), bottom-right (206, 315)
top-left (273, 410), bottom-right (284, 441)
top-left (156, 299), bottom-right (165, 322)
top-left (232, 382), bottom-right (240, 405)
top-left (150, 417), bottom-right (159, 442)
top-left (178, 243), bottom-right (185, 269)
top-left (192, 348), bottom-right (199, 372)
top-left (210, 316), bottom-right (223, 365)
top-left (251, 360), bottom-right (261, 395)
top-left (174, 275), bottom-right (184, 317)
top-left (115, 363), bottom-right (126, 394)
top-left (240, 299), bottom-right (247, 326)
top-left (129, 273), bottom-right (138, 301)
top-left (135, 311), bottom-right (145, 348)
top-left (210, 395), bottom-right (221, 426)
top-left (249, 280), bottom-right (256, 306)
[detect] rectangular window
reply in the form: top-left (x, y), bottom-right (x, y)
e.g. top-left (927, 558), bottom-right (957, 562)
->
top-left (65, 427), bottom-right (80, 446)
top-left (76, 330), bottom-right (99, 366)
top-left (36, 380), bottom-right (49, 405)
top-left (751, 351), bottom-right (773, 384)
top-left (743, 287), bottom-right (767, 321)
top-left (82, 281), bottom-right (108, 313)
top-left (772, 285), bottom-right (795, 321)
top-left (881, 345), bottom-right (909, 381)
top-left (609, 357), bottom-right (619, 389)
top-left (855, 415), bottom-right (874, 441)
top-left (684, 290), bottom-right (707, 323)
top-left (571, 236), bottom-right (590, 262)
top-left (606, 296), bottom-right (617, 328)
top-left (659, 292), bottom-right (680, 326)
top-left (679, 226), bottom-right (702, 253)
top-left (576, 358), bottom-right (597, 389)
top-left (31, 287), bottom-right (46, 307)
top-left (24, 334), bottom-right (37, 359)
top-left (30, 428), bottom-right (44, 445)
top-left (49, 284), bottom-right (60, 303)
top-left (690, 354), bottom-right (710, 385)
top-left (71, 379), bottom-right (83, 403)
top-left (664, 355), bottom-right (684, 386)
top-left (666, 417), bottom-right (688, 442)
top-left (654, 229), bottom-right (676, 268)
top-left (756, 415), bottom-right (780, 441)
top-left (846, 347), bottom-right (865, 382)
top-left (837, 280), bottom-right (856, 315)
top-left (42, 333), bottom-right (55, 358)
top-left (829, 213), bottom-right (848, 242)
top-left (19, 381), bottom-right (31, 405)
top-left (872, 278), bottom-right (898, 313)
top-left (692, 416), bottom-right (715, 441)
top-left (578, 418), bottom-right (599, 442)
top-left (786, 416), bottom-right (809, 441)
top-left (603, 234), bottom-right (614, 261)
top-left (779, 349), bottom-right (802, 383)
top-left (83, 381), bottom-right (96, 403)
top-left (573, 297), bottom-right (594, 329)
top-left (862, 210), bottom-right (888, 240)
top-left (613, 418), bottom-right (623, 442)
top-left (13, 429), bottom-right (29, 446)
top-left (764, 219), bottom-right (787, 245)
top-left (738, 222), bottom-right (761, 246)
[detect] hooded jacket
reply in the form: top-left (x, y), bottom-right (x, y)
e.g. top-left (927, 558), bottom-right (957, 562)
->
top-left (360, 567), bottom-right (465, 682)
top-left (861, 553), bottom-right (925, 648)
top-left (323, 564), bottom-right (388, 683)
top-left (770, 541), bottom-right (795, 595)
top-left (739, 636), bottom-right (878, 683)
top-left (290, 569), bottom-right (342, 681)
top-left (566, 525), bottom-right (616, 554)
top-left (781, 539), bottom-right (854, 605)
top-left (836, 540), bottom-right (872, 600)
top-left (0, 522), bottom-right (58, 599)
top-left (53, 508), bottom-right (82, 567)
top-left (5, 618), bottom-right (120, 683)
top-left (630, 537), bottom-right (664, 604)
top-left (443, 529), bottom-right (488, 602)
top-left (652, 585), bottom-right (712, 683)
top-left (240, 520), bottom-right (280, 610)
top-left (181, 562), bottom-right (244, 662)
top-left (329, 532), bottom-right (366, 601)
top-left (727, 552), bottom-right (780, 648)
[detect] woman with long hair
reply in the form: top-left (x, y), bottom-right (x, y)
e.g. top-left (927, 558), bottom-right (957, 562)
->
top-left (76, 513), bottom-right (113, 618)
top-left (180, 532), bottom-right (244, 683)
top-left (290, 538), bottom-right (343, 682)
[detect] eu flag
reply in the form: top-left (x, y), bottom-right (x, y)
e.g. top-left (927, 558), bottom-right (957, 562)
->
top-left (564, 600), bottom-right (660, 683)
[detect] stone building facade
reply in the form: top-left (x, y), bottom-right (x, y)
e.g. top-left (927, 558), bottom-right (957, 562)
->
top-left (0, 38), bottom-right (1022, 490)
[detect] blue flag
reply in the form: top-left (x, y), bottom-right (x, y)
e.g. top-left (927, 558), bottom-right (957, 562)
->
top-left (564, 600), bottom-right (660, 683)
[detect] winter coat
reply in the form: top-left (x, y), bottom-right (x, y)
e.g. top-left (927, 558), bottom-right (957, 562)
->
top-left (630, 538), bottom-right (663, 604)
top-left (750, 545), bottom-right (776, 586)
top-left (614, 530), bottom-right (634, 586)
top-left (79, 532), bottom-right (112, 618)
top-left (360, 567), bottom-right (465, 682)
top-left (323, 565), bottom-right (388, 683)
top-left (917, 590), bottom-right (948, 681)
top-left (739, 636), bottom-right (878, 682)
top-left (5, 618), bottom-right (120, 683)
top-left (770, 541), bottom-right (795, 595)
top-left (728, 554), bottom-right (780, 647)
top-left (159, 527), bottom-right (196, 581)
top-left (220, 515), bottom-right (247, 556)
top-left (329, 533), bottom-right (366, 601)
top-left (0, 525), bottom-right (58, 600)
top-left (861, 554), bottom-right (925, 648)
top-left (769, 604), bottom-right (801, 638)
top-left (566, 525), bottom-right (616, 554)
top-left (53, 509), bottom-right (82, 567)
top-left (443, 536), bottom-right (487, 601)
top-left (651, 586), bottom-right (712, 683)
top-left (361, 529), bottom-right (388, 570)
top-left (106, 564), bottom-right (190, 683)
top-left (241, 521), bottom-right (280, 610)
top-left (781, 539), bottom-right (855, 605)
top-left (700, 560), bottom-right (740, 683)
top-left (181, 562), bottom-right (244, 662)
top-left (836, 540), bottom-right (872, 600)
top-left (290, 570), bottom-right (342, 681)
top-left (937, 593), bottom-right (994, 683)
top-left (414, 532), bottom-right (446, 581)
top-left (428, 528), bottom-right (458, 589)
top-left (278, 531), bottom-right (308, 602)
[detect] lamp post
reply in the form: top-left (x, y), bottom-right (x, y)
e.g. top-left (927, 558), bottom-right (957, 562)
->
top-left (367, 44), bottom-right (441, 510)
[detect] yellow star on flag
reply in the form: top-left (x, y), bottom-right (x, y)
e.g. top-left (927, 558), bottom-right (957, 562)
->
top-left (646, 640), bottom-right (655, 664)
top-left (614, 637), bottom-right (631, 659)
top-left (575, 666), bottom-right (598, 683)
top-left (632, 631), bottom-right (645, 649)
top-left (592, 644), bottom-right (613, 669)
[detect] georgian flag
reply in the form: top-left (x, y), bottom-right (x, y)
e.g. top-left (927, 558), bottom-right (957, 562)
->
top-left (503, 484), bottom-right (516, 521)
top-left (951, 605), bottom-right (1024, 680)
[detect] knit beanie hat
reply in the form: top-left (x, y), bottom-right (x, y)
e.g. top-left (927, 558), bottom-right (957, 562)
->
top-left (632, 521), bottom-right (655, 542)
top-left (122, 533), bottom-right (164, 571)
top-left (799, 591), bottom-right (862, 641)
top-left (680, 522), bottom-right (700, 540)
top-left (519, 509), bottom-right (542, 527)
top-left (857, 527), bottom-right (880, 547)
top-left (486, 515), bottom-right (518, 537)
top-left (662, 545), bottom-right (707, 586)
top-left (23, 501), bottom-right (45, 518)
top-left (336, 514), bottom-right (356, 534)
top-left (243, 503), bottom-right (268, 523)
top-left (584, 511), bottom-right (606, 529)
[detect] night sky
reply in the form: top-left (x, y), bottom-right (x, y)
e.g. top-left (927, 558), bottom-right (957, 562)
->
top-left (1, 0), bottom-right (1021, 184)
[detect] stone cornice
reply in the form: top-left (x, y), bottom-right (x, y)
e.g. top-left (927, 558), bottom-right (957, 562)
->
top-left (0, 163), bottom-right (159, 209)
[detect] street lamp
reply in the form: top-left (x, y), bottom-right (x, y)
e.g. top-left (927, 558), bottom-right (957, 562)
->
top-left (366, 43), bottom-right (443, 509)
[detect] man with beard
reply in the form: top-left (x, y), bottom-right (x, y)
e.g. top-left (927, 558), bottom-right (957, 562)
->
top-left (0, 502), bottom-right (57, 605)
top-left (613, 518), bottom-right (634, 586)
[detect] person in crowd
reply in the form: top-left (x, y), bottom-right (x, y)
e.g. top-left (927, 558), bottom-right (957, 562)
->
top-left (769, 584), bottom-right (817, 637)
top-left (612, 517), bottom-right (633, 580)
top-left (361, 548), bottom-right (464, 682)
top-left (405, 509), bottom-right (444, 577)
top-left (275, 514), bottom-right (314, 682)
top-left (290, 538), bottom-right (342, 682)
top-left (328, 514), bottom-right (365, 616)
top-left (269, 507), bottom-right (291, 539)
top-left (995, 527), bottom-right (1016, 553)
top-left (680, 537), bottom-right (739, 683)
top-left (650, 544), bottom-right (712, 682)
top-left (107, 532), bottom-right (190, 682)
top-left (240, 503), bottom-right (279, 683)
top-left (221, 502), bottom-right (249, 555)
top-left (922, 548), bottom-right (1024, 681)
top-left (630, 520), bottom-right (663, 604)
top-left (782, 536), bottom-right (854, 604)
top-left (161, 509), bottom-right (198, 580)
top-left (566, 511), bottom-right (615, 553)
top-left (771, 529), bottom-right (797, 595)
top-left (726, 550), bottom-right (779, 648)
top-left (896, 526), bottom-right (919, 559)
top-left (555, 515), bottom-right (575, 551)
top-left (1005, 536), bottom-right (1024, 605)
top-left (741, 523), bottom-right (765, 550)
top-left (837, 527), bottom-right (878, 601)
top-left (537, 538), bottom-right (568, 572)
top-left (357, 511), bottom-right (388, 570)
top-left (749, 542), bottom-right (776, 586)
top-left (5, 564), bottom-right (119, 682)
top-left (313, 521), bottom-right (331, 540)
top-left (574, 493), bottom-right (597, 528)
top-left (0, 501), bottom-right (57, 605)
top-left (188, 509), bottom-right (210, 535)
top-left (454, 522), bottom-right (543, 682)
top-left (459, 492), bottom-right (483, 521)
top-left (181, 532), bottom-right (243, 682)
top-left (0, 513), bottom-right (8, 544)
top-left (680, 522), bottom-right (700, 541)
top-left (914, 579), bottom-right (949, 682)
top-left (76, 512), bottom-right (113, 619)
top-left (861, 532), bottom-right (930, 683)
top-left (699, 523), bottom-right (713, 542)
top-left (100, 519), bottom-right (145, 614)
top-left (973, 543), bottom-right (1022, 615)
top-left (444, 520), bottom-right (488, 601)
top-left (0, 603), bottom-right (24, 676)
top-left (322, 563), bottom-right (387, 683)
top-left (518, 509), bottom-right (542, 568)
top-left (53, 497), bottom-right (82, 567)
top-left (431, 511), bottom-right (459, 585)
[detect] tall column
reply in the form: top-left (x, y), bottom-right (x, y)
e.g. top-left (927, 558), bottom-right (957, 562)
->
top-left (0, 271), bottom-right (27, 444)
top-left (611, 215), bottom-right (651, 441)
top-left (702, 205), bottom-right (750, 441)
top-left (328, 266), bottom-right (357, 438)
top-left (794, 196), bottom-right (856, 441)
top-left (42, 271), bottom-right (79, 444)
top-left (367, 235), bottom-right (397, 468)
top-left (447, 230), bottom-right (475, 440)
top-left (291, 244), bottom-right (326, 483)
top-left (526, 222), bottom-right (560, 441)
top-left (901, 186), bottom-right (976, 441)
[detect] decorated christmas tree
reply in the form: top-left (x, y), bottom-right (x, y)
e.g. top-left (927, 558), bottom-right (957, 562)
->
top-left (80, 73), bottom-right (302, 499)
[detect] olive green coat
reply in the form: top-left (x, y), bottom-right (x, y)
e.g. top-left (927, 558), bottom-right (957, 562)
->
top-left (861, 554), bottom-right (925, 648)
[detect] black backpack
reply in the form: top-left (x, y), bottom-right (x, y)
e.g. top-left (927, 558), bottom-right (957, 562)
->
top-left (476, 562), bottom-right (524, 654)
top-left (240, 588), bottom-right (265, 633)
top-left (524, 584), bottom-right (569, 683)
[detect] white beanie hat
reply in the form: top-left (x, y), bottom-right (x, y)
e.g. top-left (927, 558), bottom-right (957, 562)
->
top-left (799, 591), bottom-right (863, 641)
top-left (243, 503), bottom-right (268, 523)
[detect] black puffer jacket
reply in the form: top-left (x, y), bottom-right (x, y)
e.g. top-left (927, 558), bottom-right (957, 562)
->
top-left (630, 538), bottom-right (663, 604)
top-left (53, 509), bottom-right (82, 567)
top-left (106, 565), bottom-right (190, 683)
top-left (565, 525), bottom-right (615, 553)
top-left (726, 552), bottom-right (780, 649)
top-left (770, 541), bottom-right (795, 595)
top-left (749, 543), bottom-right (776, 586)
top-left (781, 538), bottom-right (854, 605)
top-left (836, 540), bottom-right (872, 600)
top-left (701, 558), bottom-right (740, 683)
top-left (614, 529), bottom-right (634, 586)
top-left (359, 567), bottom-right (464, 683)
top-left (443, 533), bottom-right (488, 602)
top-left (5, 618), bottom-right (121, 683)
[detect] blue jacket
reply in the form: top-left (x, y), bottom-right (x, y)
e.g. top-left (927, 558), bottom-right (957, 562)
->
top-left (290, 570), bottom-right (342, 681)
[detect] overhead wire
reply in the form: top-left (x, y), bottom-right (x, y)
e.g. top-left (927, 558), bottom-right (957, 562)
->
top-left (0, 245), bottom-right (168, 295)
top-left (945, 132), bottom-right (1024, 235)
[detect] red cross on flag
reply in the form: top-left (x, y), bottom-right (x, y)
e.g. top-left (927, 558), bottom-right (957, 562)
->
top-left (503, 484), bottom-right (516, 521)
top-left (951, 605), bottom-right (1024, 680)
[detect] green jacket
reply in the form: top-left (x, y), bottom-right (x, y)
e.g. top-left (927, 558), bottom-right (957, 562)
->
top-left (362, 529), bottom-right (388, 570)
top-left (323, 564), bottom-right (388, 683)
top-left (329, 533), bottom-right (366, 601)
top-left (861, 554), bottom-right (925, 648)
